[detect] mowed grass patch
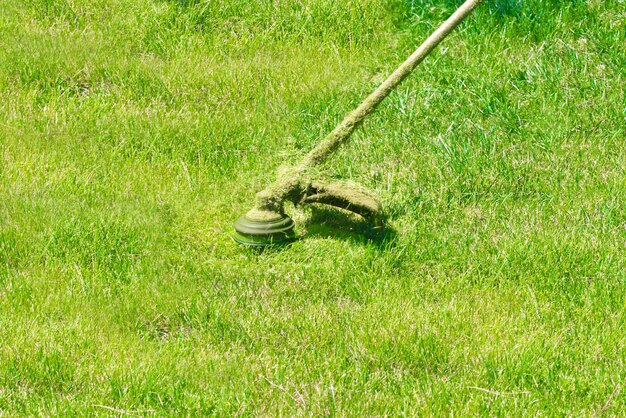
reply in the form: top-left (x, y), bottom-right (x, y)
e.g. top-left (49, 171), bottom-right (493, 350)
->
top-left (1, 0), bottom-right (626, 415)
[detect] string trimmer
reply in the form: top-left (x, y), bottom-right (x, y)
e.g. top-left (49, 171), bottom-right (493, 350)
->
top-left (234, 0), bottom-right (483, 246)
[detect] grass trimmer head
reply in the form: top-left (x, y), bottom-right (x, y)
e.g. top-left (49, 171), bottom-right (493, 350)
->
top-left (234, 178), bottom-right (382, 246)
top-left (234, 0), bottom-right (483, 246)
top-left (234, 211), bottom-right (296, 246)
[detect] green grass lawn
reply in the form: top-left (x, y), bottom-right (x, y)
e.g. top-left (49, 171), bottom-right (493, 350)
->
top-left (1, 0), bottom-right (625, 415)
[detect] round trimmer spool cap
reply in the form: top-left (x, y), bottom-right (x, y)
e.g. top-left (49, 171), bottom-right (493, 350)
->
top-left (233, 213), bottom-right (296, 246)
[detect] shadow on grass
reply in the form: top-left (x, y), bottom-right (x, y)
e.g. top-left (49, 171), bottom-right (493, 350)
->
top-left (302, 206), bottom-right (397, 249)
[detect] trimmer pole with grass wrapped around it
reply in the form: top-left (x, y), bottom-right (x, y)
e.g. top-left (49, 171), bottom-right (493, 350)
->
top-left (234, 0), bottom-right (484, 246)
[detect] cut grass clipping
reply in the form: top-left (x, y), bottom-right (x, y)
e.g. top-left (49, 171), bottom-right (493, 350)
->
top-left (1, 0), bottom-right (626, 415)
